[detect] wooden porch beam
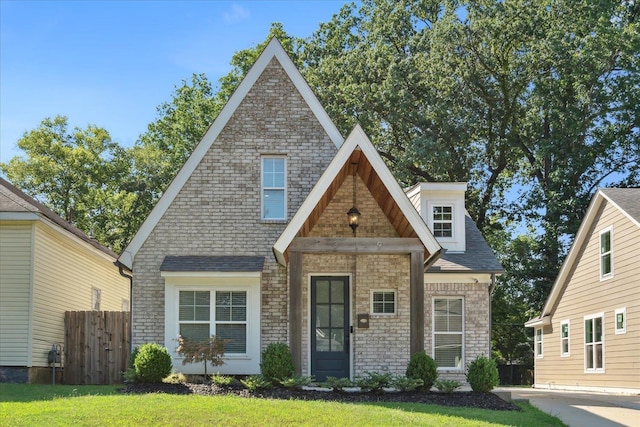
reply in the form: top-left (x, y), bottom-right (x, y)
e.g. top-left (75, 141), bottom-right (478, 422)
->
top-left (410, 250), bottom-right (425, 354)
top-left (290, 237), bottom-right (425, 254)
top-left (288, 251), bottom-right (303, 374)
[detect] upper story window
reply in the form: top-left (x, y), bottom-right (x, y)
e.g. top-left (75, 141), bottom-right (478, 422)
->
top-left (433, 205), bottom-right (453, 238)
top-left (599, 226), bottom-right (613, 280)
top-left (261, 156), bottom-right (286, 220)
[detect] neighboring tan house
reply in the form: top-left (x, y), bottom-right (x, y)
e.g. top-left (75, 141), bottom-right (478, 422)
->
top-left (0, 178), bottom-right (130, 383)
top-left (117, 39), bottom-right (502, 383)
top-left (526, 188), bottom-right (640, 394)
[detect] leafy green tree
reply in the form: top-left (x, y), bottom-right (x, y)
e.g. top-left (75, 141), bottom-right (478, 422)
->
top-left (0, 116), bottom-right (133, 252)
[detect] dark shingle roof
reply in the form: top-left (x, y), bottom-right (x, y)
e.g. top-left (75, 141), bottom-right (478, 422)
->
top-left (160, 256), bottom-right (265, 272)
top-left (0, 177), bottom-right (119, 259)
top-left (427, 213), bottom-right (503, 273)
top-left (600, 188), bottom-right (640, 224)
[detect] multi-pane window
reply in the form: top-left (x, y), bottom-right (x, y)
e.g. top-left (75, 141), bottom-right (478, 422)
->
top-left (535, 328), bottom-right (543, 358)
top-left (262, 156), bottom-right (286, 220)
top-left (600, 227), bottom-right (612, 279)
top-left (615, 308), bottom-right (626, 334)
top-left (560, 321), bottom-right (570, 356)
top-left (585, 314), bottom-right (604, 372)
top-left (433, 298), bottom-right (463, 368)
top-left (215, 291), bottom-right (247, 353)
top-left (178, 290), bottom-right (247, 354)
top-left (371, 291), bottom-right (396, 315)
top-left (433, 206), bottom-right (453, 237)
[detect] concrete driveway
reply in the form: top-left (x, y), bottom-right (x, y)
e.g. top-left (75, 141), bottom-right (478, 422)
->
top-left (494, 387), bottom-right (640, 427)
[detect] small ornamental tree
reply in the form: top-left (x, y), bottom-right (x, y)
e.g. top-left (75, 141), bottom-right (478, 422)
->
top-left (176, 335), bottom-right (227, 376)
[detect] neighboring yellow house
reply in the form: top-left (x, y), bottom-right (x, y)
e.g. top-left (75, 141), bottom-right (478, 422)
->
top-left (0, 178), bottom-right (130, 383)
top-left (526, 188), bottom-right (640, 394)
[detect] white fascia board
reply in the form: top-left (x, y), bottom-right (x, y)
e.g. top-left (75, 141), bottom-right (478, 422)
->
top-left (600, 191), bottom-right (640, 228)
top-left (273, 127), bottom-right (359, 265)
top-left (351, 126), bottom-right (441, 261)
top-left (524, 316), bottom-right (551, 328)
top-left (273, 124), bottom-right (441, 266)
top-left (0, 212), bottom-right (39, 221)
top-left (118, 38), bottom-right (343, 270)
top-left (540, 191), bottom-right (605, 317)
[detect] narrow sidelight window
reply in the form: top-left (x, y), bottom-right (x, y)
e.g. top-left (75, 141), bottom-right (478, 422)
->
top-left (600, 227), bottom-right (613, 279)
top-left (262, 156), bottom-right (286, 220)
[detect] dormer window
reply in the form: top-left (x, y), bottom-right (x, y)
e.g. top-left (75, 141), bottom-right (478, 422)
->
top-left (262, 156), bottom-right (286, 220)
top-left (433, 206), bottom-right (453, 238)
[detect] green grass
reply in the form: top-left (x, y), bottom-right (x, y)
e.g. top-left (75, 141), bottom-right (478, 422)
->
top-left (0, 384), bottom-right (566, 426)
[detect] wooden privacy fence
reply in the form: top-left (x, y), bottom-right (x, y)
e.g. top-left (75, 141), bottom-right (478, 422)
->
top-left (64, 311), bottom-right (130, 385)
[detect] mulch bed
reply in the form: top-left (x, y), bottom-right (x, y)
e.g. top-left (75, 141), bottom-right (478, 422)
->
top-left (120, 382), bottom-right (519, 411)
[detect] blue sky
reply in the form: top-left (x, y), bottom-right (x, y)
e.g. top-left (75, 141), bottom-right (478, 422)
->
top-left (0, 1), bottom-right (346, 163)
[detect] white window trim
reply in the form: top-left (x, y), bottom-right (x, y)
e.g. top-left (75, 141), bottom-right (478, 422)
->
top-left (560, 320), bottom-right (570, 357)
top-left (599, 226), bottom-right (613, 281)
top-left (584, 312), bottom-right (605, 373)
top-left (163, 273), bottom-right (261, 375)
top-left (535, 328), bottom-right (543, 358)
top-left (431, 204), bottom-right (454, 240)
top-left (370, 289), bottom-right (397, 316)
top-left (615, 308), bottom-right (626, 335)
top-left (92, 287), bottom-right (102, 311)
top-left (261, 155), bottom-right (287, 221)
top-left (432, 297), bottom-right (464, 371)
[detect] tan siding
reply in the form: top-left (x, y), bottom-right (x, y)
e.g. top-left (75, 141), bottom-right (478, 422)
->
top-left (535, 200), bottom-right (640, 390)
top-left (0, 221), bottom-right (33, 366)
top-left (30, 222), bottom-right (129, 367)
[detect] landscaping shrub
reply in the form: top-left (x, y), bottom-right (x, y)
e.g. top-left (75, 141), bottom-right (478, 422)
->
top-left (278, 375), bottom-right (313, 389)
top-left (392, 375), bottom-right (423, 391)
top-left (466, 355), bottom-right (499, 392)
top-left (134, 343), bottom-right (173, 383)
top-left (434, 379), bottom-right (461, 393)
top-left (355, 371), bottom-right (392, 393)
top-left (260, 343), bottom-right (295, 383)
top-left (406, 351), bottom-right (438, 391)
top-left (122, 347), bottom-right (140, 383)
top-left (163, 372), bottom-right (187, 384)
top-left (322, 376), bottom-right (355, 391)
top-left (240, 374), bottom-right (272, 392)
top-left (211, 373), bottom-right (235, 387)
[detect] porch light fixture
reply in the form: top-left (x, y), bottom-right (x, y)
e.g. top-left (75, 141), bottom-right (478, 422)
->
top-left (347, 163), bottom-right (360, 235)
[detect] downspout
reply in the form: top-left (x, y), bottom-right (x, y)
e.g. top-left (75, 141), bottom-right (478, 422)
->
top-left (115, 261), bottom-right (133, 355)
top-left (488, 273), bottom-right (497, 357)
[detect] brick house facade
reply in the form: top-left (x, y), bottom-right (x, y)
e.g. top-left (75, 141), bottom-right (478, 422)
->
top-left (118, 39), bottom-right (502, 382)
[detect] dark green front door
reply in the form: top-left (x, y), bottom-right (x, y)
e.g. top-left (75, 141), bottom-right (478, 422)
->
top-left (311, 276), bottom-right (350, 381)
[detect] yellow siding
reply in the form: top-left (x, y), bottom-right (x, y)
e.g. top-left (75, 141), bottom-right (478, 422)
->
top-left (535, 201), bottom-right (640, 390)
top-left (30, 222), bottom-right (129, 367)
top-left (0, 222), bottom-right (33, 366)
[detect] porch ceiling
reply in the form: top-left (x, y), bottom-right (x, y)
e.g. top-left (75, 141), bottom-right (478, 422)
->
top-left (296, 149), bottom-right (419, 241)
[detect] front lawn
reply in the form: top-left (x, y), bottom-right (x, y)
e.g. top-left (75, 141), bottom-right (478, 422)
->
top-left (0, 384), bottom-right (565, 426)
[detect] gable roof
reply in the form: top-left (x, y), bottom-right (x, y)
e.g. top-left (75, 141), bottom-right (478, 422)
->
top-left (272, 124), bottom-right (442, 266)
top-left (427, 213), bottom-right (503, 274)
top-left (525, 187), bottom-right (640, 327)
top-left (118, 38), bottom-right (343, 269)
top-left (0, 177), bottom-right (119, 260)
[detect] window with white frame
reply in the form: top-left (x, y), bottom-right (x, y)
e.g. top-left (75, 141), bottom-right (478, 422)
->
top-left (535, 328), bottom-right (543, 358)
top-left (600, 227), bottom-right (613, 279)
top-left (178, 290), bottom-right (247, 354)
top-left (371, 290), bottom-right (396, 315)
top-left (433, 297), bottom-right (463, 369)
top-left (615, 308), bottom-right (626, 334)
top-left (261, 156), bottom-right (286, 220)
top-left (432, 206), bottom-right (453, 238)
top-left (560, 320), bottom-right (570, 357)
top-left (584, 313), bottom-right (604, 372)
top-left (92, 287), bottom-right (102, 311)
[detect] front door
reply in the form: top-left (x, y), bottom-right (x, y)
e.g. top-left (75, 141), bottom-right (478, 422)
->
top-left (311, 276), bottom-right (350, 381)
